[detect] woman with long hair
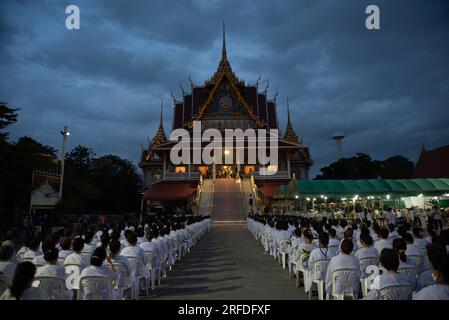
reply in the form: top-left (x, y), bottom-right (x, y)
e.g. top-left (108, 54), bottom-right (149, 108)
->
top-left (0, 262), bottom-right (48, 300)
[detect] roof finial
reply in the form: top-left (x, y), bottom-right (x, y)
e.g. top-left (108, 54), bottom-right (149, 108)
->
top-left (159, 98), bottom-right (164, 129)
top-left (287, 96), bottom-right (291, 124)
top-left (222, 21), bottom-right (227, 62)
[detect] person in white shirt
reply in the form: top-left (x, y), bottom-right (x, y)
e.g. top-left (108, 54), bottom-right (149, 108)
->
top-left (417, 209), bottom-right (427, 227)
top-left (82, 230), bottom-right (96, 254)
top-left (120, 232), bottom-right (151, 288)
top-left (356, 210), bottom-right (365, 222)
top-left (140, 230), bottom-right (159, 262)
top-left (387, 224), bottom-right (400, 241)
top-left (338, 229), bottom-right (358, 254)
top-left (58, 237), bottom-right (73, 262)
top-left (0, 245), bottom-right (16, 278)
top-left (325, 239), bottom-right (361, 298)
top-left (107, 240), bottom-right (137, 300)
top-left (412, 227), bottom-right (429, 252)
top-left (78, 247), bottom-right (118, 300)
top-left (305, 232), bottom-right (336, 293)
top-left (328, 229), bottom-right (340, 250)
top-left (393, 238), bottom-right (418, 289)
top-left (288, 228), bottom-right (303, 274)
top-left (402, 233), bottom-right (425, 270)
top-left (21, 238), bottom-right (42, 262)
top-left (35, 248), bottom-right (70, 300)
top-left (32, 238), bottom-right (55, 267)
top-left (366, 248), bottom-right (413, 300)
top-left (355, 232), bottom-right (379, 275)
top-left (16, 237), bottom-right (32, 263)
top-left (414, 243), bottom-right (449, 300)
top-left (0, 262), bottom-right (48, 300)
top-left (386, 209), bottom-right (396, 226)
top-left (64, 237), bottom-right (90, 268)
top-left (136, 227), bottom-right (145, 245)
top-left (374, 228), bottom-right (392, 255)
top-left (366, 210), bottom-right (373, 224)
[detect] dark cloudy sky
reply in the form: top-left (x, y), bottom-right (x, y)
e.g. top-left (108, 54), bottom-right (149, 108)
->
top-left (1, 0), bottom-right (448, 177)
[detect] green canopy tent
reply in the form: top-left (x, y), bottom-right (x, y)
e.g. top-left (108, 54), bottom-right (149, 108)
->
top-left (274, 178), bottom-right (449, 199)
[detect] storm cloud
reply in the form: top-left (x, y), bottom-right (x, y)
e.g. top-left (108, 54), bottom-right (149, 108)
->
top-left (0, 0), bottom-right (448, 177)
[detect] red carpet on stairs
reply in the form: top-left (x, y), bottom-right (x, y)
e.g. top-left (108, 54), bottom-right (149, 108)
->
top-left (213, 179), bottom-right (244, 221)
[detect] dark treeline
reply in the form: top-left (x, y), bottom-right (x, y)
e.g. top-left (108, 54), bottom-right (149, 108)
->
top-left (315, 153), bottom-right (414, 180)
top-left (0, 101), bottom-right (142, 229)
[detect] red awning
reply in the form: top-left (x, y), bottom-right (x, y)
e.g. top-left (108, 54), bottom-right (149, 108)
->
top-left (143, 181), bottom-right (198, 201)
top-left (257, 179), bottom-right (290, 198)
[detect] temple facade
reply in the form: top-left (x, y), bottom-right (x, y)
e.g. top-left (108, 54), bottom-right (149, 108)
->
top-left (139, 25), bottom-right (313, 207)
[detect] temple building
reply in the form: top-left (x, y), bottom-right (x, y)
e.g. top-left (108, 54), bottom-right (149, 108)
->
top-left (139, 25), bottom-right (313, 210)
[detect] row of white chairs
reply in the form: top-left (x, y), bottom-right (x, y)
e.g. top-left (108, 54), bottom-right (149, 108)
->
top-left (247, 219), bottom-right (420, 300)
top-left (2, 219), bottom-right (212, 300)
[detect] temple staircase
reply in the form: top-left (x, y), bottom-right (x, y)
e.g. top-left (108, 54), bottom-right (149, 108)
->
top-left (198, 179), bottom-right (215, 216)
top-left (212, 179), bottom-right (245, 224)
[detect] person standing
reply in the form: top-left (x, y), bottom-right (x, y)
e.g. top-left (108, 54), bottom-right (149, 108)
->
top-left (432, 206), bottom-right (443, 231)
top-left (79, 213), bottom-right (90, 234)
top-left (249, 194), bottom-right (254, 209)
top-left (386, 208), bottom-right (396, 226)
top-left (98, 213), bottom-right (107, 229)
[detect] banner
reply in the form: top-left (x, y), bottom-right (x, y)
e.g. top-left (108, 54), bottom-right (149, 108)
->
top-left (30, 170), bottom-right (60, 210)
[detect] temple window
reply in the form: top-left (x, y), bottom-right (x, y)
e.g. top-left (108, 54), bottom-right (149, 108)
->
top-left (175, 166), bottom-right (186, 173)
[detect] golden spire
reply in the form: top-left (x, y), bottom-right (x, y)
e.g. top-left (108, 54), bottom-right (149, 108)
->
top-left (150, 99), bottom-right (167, 147)
top-left (220, 21), bottom-right (229, 67)
top-left (284, 97), bottom-right (299, 144)
top-left (222, 21), bottom-right (227, 62)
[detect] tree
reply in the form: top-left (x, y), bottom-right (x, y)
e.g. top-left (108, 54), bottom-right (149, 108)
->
top-left (65, 145), bottom-right (96, 177)
top-left (316, 153), bottom-right (415, 180)
top-left (0, 136), bottom-right (57, 220)
top-left (91, 155), bottom-right (142, 213)
top-left (316, 153), bottom-right (382, 179)
top-left (379, 155), bottom-right (414, 179)
top-left (61, 147), bottom-right (142, 214)
top-left (0, 101), bottom-right (19, 143)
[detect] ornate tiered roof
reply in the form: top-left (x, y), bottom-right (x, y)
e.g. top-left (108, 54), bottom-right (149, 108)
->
top-left (283, 97), bottom-right (300, 144)
top-left (170, 22), bottom-right (279, 131)
top-left (150, 100), bottom-right (167, 147)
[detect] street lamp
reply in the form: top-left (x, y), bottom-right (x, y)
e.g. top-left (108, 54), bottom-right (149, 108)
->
top-left (59, 126), bottom-right (70, 200)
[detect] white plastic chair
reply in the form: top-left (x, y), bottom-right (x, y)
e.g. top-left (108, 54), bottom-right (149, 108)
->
top-left (398, 266), bottom-right (418, 289)
top-left (65, 264), bottom-right (82, 292)
top-left (330, 268), bottom-right (360, 300)
top-left (21, 256), bottom-right (35, 264)
top-left (144, 251), bottom-right (160, 290)
top-left (33, 276), bottom-right (68, 300)
top-left (378, 284), bottom-right (412, 300)
top-left (359, 256), bottom-right (380, 298)
top-left (278, 240), bottom-right (289, 269)
top-left (0, 274), bottom-right (11, 297)
top-left (127, 256), bottom-right (149, 296)
top-left (309, 258), bottom-right (330, 300)
top-left (81, 251), bottom-right (92, 262)
top-left (57, 257), bottom-right (66, 266)
top-left (407, 255), bottom-right (424, 269)
top-left (77, 275), bottom-right (113, 300)
top-left (291, 254), bottom-right (307, 288)
top-left (104, 262), bottom-right (130, 300)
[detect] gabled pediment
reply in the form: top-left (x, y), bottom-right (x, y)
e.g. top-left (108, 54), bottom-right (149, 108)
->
top-left (190, 71), bottom-right (264, 128)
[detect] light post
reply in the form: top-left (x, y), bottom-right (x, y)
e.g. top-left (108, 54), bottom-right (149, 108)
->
top-left (58, 126), bottom-right (70, 201)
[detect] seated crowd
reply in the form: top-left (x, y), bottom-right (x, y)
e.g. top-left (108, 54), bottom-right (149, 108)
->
top-left (247, 214), bottom-right (449, 300)
top-left (0, 214), bottom-right (212, 300)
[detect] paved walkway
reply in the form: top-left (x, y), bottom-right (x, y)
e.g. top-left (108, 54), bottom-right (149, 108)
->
top-left (147, 224), bottom-right (307, 300)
